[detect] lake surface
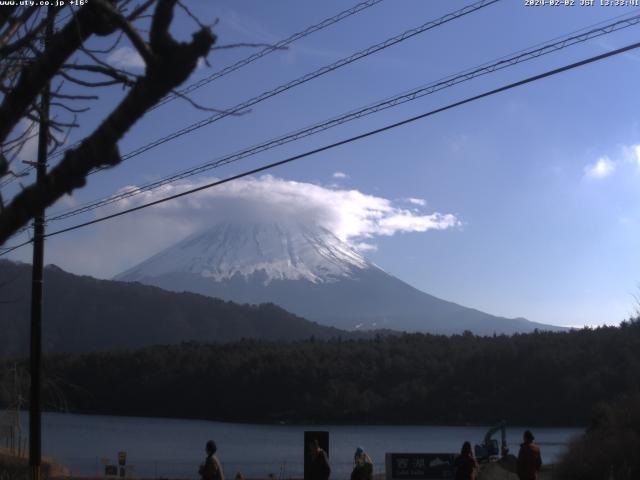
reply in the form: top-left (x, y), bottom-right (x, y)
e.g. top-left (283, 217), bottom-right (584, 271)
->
top-left (22, 412), bottom-right (581, 479)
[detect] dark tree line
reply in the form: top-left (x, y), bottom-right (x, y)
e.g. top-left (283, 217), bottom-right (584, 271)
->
top-left (2, 319), bottom-right (640, 426)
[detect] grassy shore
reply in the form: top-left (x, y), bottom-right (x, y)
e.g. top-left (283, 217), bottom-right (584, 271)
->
top-left (1, 451), bottom-right (554, 480)
top-left (0, 448), bottom-right (69, 480)
top-left (477, 462), bottom-right (554, 480)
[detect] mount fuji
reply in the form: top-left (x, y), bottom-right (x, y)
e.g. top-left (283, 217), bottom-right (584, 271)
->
top-left (115, 220), bottom-right (562, 335)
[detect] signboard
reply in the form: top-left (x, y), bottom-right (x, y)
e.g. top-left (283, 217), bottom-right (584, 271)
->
top-left (303, 431), bottom-right (329, 480)
top-left (385, 453), bottom-right (456, 480)
top-left (118, 451), bottom-right (127, 466)
top-left (105, 465), bottom-right (118, 476)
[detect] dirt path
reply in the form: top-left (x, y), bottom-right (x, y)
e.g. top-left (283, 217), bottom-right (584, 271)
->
top-left (478, 462), bottom-right (553, 480)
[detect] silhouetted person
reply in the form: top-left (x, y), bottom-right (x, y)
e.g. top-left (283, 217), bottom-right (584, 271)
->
top-left (454, 441), bottom-right (479, 480)
top-left (351, 446), bottom-right (373, 480)
top-left (199, 440), bottom-right (224, 480)
top-left (517, 431), bottom-right (542, 480)
top-left (307, 438), bottom-right (331, 480)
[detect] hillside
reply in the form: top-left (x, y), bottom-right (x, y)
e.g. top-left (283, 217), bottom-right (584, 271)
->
top-left (0, 260), bottom-right (349, 355)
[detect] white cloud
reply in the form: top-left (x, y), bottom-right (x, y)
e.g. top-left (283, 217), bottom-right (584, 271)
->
top-left (584, 157), bottom-right (615, 179)
top-left (406, 197), bottom-right (427, 206)
top-left (332, 171), bottom-right (348, 179)
top-left (110, 175), bottom-right (460, 242)
top-left (52, 194), bottom-right (77, 210)
top-left (37, 176), bottom-right (461, 278)
top-left (107, 46), bottom-right (145, 70)
top-left (352, 242), bottom-right (378, 252)
top-left (8, 119), bottom-right (39, 164)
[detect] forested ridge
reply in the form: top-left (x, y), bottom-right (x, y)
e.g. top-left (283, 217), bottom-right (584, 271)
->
top-left (0, 260), bottom-right (351, 355)
top-left (3, 320), bottom-right (639, 426)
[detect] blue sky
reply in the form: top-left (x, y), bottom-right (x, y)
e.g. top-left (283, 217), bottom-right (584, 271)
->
top-left (4, 0), bottom-right (640, 327)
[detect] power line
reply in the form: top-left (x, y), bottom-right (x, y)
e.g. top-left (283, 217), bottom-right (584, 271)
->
top-left (108, 0), bottom-right (500, 165)
top-left (2, 36), bottom-right (636, 255)
top-left (42, 11), bottom-right (640, 224)
top-left (153, 0), bottom-right (385, 110)
top-left (0, 239), bottom-right (32, 256)
top-left (48, 0), bottom-right (499, 179)
top-left (0, 0), bottom-right (385, 189)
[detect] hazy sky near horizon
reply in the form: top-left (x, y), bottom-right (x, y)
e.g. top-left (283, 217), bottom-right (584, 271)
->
top-left (4, 0), bottom-right (640, 328)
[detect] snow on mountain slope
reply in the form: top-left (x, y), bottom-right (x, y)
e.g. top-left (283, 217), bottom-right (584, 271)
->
top-left (116, 219), bottom-right (566, 335)
top-left (116, 220), bottom-right (371, 285)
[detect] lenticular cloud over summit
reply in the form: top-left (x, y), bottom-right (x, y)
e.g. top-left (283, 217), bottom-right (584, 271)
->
top-left (40, 175), bottom-right (460, 279)
top-left (113, 175), bottom-right (460, 247)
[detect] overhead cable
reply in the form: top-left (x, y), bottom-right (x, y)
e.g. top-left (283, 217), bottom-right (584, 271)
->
top-left (0, 0), bottom-right (385, 188)
top-left (1, 36), bottom-right (636, 256)
top-left (43, 11), bottom-right (640, 223)
top-left (42, 0), bottom-right (500, 175)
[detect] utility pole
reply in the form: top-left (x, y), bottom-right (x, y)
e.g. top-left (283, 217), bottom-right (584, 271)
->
top-left (29, 9), bottom-right (52, 480)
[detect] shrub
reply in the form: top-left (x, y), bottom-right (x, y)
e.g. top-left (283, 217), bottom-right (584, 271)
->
top-left (554, 394), bottom-right (640, 480)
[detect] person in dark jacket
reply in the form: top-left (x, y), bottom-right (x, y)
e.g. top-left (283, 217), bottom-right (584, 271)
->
top-left (517, 430), bottom-right (542, 480)
top-left (307, 438), bottom-right (331, 480)
top-left (199, 440), bottom-right (224, 480)
top-left (454, 441), bottom-right (479, 480)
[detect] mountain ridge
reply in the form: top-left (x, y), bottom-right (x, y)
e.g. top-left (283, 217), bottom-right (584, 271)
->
top-left (116, 220), bottom-right (565, 335)
top-left (0, 259), bottom-right (353, 355)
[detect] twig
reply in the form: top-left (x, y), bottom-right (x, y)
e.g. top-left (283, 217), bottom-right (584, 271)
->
top-left (94, 0), bottom-right (155, 65)
top-left (59, 70), bottom-right (126, 88)
top-left (169, 88), bottom-right (250, 114)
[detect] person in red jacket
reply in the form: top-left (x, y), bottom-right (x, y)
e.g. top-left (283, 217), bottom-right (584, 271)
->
top-left (454, 441), bottom-right (479, 480)
top-left (517, 431), bottom-right (542, 480)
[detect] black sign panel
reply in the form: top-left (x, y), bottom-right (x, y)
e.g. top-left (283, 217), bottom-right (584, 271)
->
top-left (390, 453), bottom-right (456, 480)
top-left (105, 465), bottom-right (118, 476)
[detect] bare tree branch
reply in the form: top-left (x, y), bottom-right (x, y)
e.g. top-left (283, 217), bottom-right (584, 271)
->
top-left (81, 30), bottom-right (124, 54)
top-left (0, 6), bottom-right (18, 33)
top-left (0, 10), bottom-right (52, 57)
top-left (94, 0), bottom-right (155, 66)
top-left (0, 3), bottom-right (118, 143)
top-left (59, 70), bottom-right (125, 88)
top-left (127, 0), bottom-right (157, 21)
top-left (51, 92), bottom-right (99, 101)
top-left (62, 63), bottom-right (138, 86)
top-left (176, 0), bottom-right (211, 31)
top-left (168, 87), bottom-right (249, 114)
top-left (0, 0), bottom-right (216, 243)
top-left (50, 102), bottom-right (91, 114)
top-left (0, 6), bottom-right (37, 51)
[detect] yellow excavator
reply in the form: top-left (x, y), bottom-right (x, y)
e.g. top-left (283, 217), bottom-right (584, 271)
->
top-left (474, 421), bottom-right (509, 462)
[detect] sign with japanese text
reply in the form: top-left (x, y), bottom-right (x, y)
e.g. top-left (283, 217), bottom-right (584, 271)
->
top-left (385, 453), bottom-right (456, 480)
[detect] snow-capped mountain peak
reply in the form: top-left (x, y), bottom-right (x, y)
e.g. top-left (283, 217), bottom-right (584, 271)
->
top-left (115, 219), bottom-right (564, 336)
top-left (116, 220), bottom-right (372, 285)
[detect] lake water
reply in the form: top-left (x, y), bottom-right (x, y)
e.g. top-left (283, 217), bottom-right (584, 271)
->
top-left (24, 412), bottom-right (581, 479)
